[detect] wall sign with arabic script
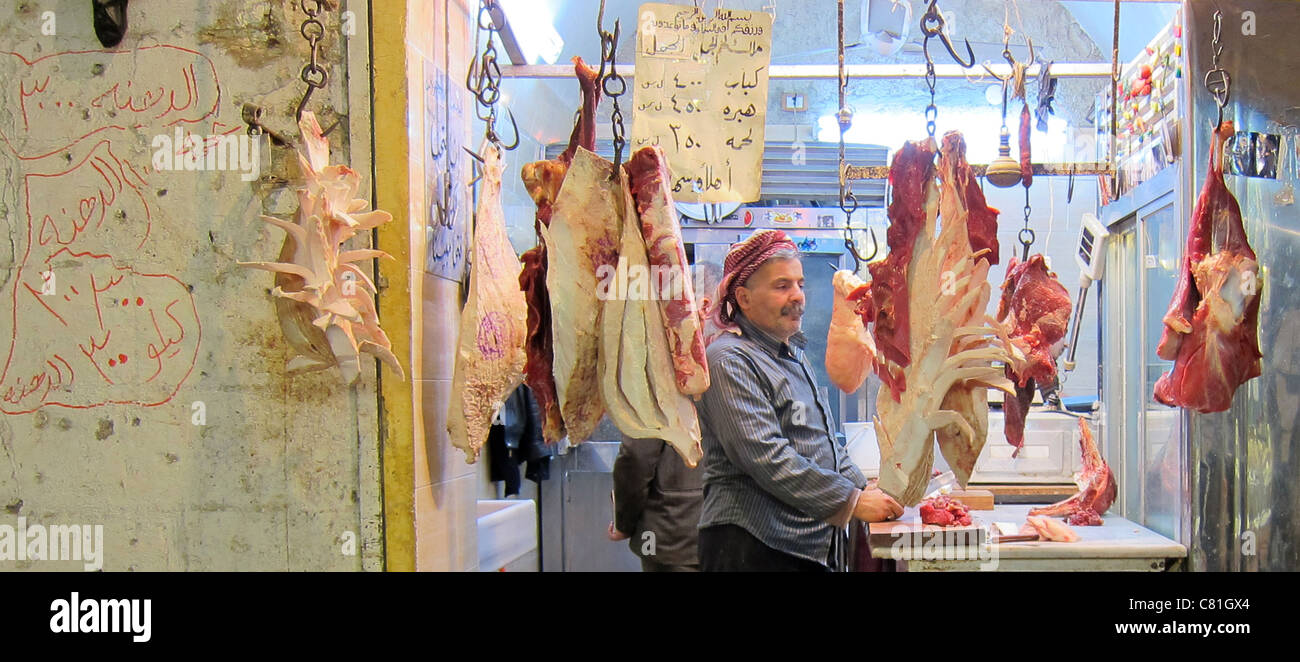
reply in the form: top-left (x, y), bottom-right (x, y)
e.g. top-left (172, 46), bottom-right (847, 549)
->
top-left (632, 3), bottom-right (772, 203)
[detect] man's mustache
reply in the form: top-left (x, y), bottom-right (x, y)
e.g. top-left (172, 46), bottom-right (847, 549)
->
top-left (782, 303), bottom-right (805, 317)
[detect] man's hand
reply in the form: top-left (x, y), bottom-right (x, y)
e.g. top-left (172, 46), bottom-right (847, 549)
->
top-left (607, 521), bottom-right (630, 541)
top-left (853, 488), bottom-right (903, 522)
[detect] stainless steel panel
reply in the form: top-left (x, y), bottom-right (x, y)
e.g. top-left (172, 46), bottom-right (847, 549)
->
top-left (1182, 0), bottom-right (1300, 571)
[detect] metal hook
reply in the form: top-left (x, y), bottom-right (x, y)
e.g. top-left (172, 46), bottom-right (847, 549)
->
top-left (492, 107), bottom-right (520, 151)
top-left (920, 0), bottom-right (975, 68)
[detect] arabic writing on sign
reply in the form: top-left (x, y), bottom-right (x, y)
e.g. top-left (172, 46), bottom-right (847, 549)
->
top-left (632, 3), bottom-right (772, 203)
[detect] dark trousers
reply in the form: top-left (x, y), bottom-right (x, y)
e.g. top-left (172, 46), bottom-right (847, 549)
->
top-left (698, 524), bottom-right (830, 572)
top-left (640, 558), bottom-right (700, 572)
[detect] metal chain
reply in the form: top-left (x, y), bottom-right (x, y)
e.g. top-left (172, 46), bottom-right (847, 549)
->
top-left (296, 0), bottom-right (328, 122)
top-left (1205, 10), bottom-right (1230, 129)
top-left (601, 21), bottom-right (627, 175)
top-left (1020, 186), bottom-right (1035, 260)
top-left (597, 0), bottom-right (626, 177)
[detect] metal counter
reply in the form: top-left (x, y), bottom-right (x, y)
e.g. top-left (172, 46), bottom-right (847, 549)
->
top-left (869, 505), bottom-right (1187, 572)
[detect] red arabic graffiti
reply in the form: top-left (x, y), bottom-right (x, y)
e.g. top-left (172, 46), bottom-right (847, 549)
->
top-left (1, 45), bottom-right (221, 160)
top-left (0, 46), bottom-right (214, 414)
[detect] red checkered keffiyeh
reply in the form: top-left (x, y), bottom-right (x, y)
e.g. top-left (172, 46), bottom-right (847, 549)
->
top-left (709, 229), bottom-right (799, 336)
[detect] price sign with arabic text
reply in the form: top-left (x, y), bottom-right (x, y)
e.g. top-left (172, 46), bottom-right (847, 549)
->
top-left (632, 3), bottom-right (772, 203)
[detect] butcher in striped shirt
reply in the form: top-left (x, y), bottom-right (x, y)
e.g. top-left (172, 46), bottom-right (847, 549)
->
top-left (696, 230), bottom-right (903, 572)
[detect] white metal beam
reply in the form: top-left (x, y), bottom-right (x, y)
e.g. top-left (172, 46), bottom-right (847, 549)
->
top-left (502, 62), bottom-right (1116, 80)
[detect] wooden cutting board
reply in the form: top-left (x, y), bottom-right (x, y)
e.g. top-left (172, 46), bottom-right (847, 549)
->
top-left (868, 509), bottom-right (988, 552)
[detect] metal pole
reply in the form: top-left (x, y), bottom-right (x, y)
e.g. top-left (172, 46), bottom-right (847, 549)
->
top-left (500, 62), bottom-right (1116, 80)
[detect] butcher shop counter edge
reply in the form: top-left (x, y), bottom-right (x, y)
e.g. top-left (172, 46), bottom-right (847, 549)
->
top-left (869, 505), bottom-right (1188, 562)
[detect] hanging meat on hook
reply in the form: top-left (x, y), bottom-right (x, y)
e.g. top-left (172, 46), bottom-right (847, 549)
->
top-left (826, 269), bottom-right (876, 394)
top-left (867, 134), bottom-right (1017, 506)
top-left (1153, 122), bottom-right (1262, 412)
top-left (625, 146), bottom-right (710, 396)
top-left (447, 144), bottom-right (528, 461)
top-left (518, 57), bottom-right (601, 443)
top-left (541, 147), bottom-right (621, 446)
top-left (1019, 103), bottom-right (1033, 188)
top-left (996, 254), bottom-right (1071, 455)
top-left (598, 168), bottom-right (704, 466)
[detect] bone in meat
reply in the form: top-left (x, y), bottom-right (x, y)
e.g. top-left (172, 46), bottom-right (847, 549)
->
top-left (996, 254), bottom-right (1071, 455)
top-left (625, 146), bottom-right (710, 396)
top-left (1153, 121), bottom-right (1262, 412)
top-left (518, 57), bottom-right (601, 442)
top-left (826, 270), bottom-right (876, 394)
top-left (446, 144), bottom-right (528, 461)
top-left (1028, 417), bottom-right (1116, 524)
top-left (872, 135), bottom-right (1017, 506)
top-left (541, 148), bottom-right (621, 445)
top-left (933, 132), bottom-right (1009, 486)
top-left (598, 170), bottom-right (704, 466)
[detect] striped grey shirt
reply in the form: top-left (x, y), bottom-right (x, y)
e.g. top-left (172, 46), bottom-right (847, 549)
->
top-left (696, 312), bottom-right (868, 566)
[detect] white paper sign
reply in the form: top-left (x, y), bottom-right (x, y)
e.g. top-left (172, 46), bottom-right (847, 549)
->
top-left (632, 3), bottom-right (772, 203)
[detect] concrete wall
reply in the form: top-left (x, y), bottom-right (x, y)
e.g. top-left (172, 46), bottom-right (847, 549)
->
top-left (0, 1), bottom-right (384, 570)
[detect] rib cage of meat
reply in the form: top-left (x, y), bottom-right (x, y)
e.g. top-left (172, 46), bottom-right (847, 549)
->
top-left (1027, 417), bottom-right (1115, 525)
top-left (625, 146), bottom-right (710, 397)
top-left (1153, 121), bottom-right (1262, 413)
top-left (518, 57), bottom-right (601, 443)
top-left (870, 133), bottom-right (1018, 506)
top-left (932, 133), bottom-right (1009, 487)
top-left (996, 254), bottom-right (1072, 455)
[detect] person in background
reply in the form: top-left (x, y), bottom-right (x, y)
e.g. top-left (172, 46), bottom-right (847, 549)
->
top-left (608, 432), bottom-right (703, 572)
top-left (695, 229), bottom-right (903, 572)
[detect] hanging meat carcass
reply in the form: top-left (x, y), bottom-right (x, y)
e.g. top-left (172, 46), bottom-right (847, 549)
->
top-left (1153, 121), bottom-right (1262, 412)
top-left (625, 146), bottom-right (710, 396)
top-left (519, 57), bottom-right (601, 443)
top-left (1028, 417), bottom-right (1116, 526)
top-left (996, 254), bottom-right (1072, 455)
top-left (826, 269), bottom-right (876, 394)
top-left (932, 132), bottom-right (1010, 486)
top-left (446, 144), bottom-right (528, 461)
top-left (598, 169), bottom-right (704, 465)
top-left (868, 134), bottom-right (1017, 506)
top-left (540, 148), bottom-right (621, 446)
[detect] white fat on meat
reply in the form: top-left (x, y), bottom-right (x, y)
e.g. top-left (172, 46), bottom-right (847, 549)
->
top-left (542, 148), bottom-right (621, 445)
top-left (447, 145), bottom-right (528, 462)
top-left (598, 171), bottom-right (703, 466)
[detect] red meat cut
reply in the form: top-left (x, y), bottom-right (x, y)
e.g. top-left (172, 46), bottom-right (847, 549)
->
top-left (1028, 417), bottom-right (1115, 525)
top-left (996, 254), bottom-right (1071, 455)
top-left (919, 495), bottom-right (972, 527)
top-left (866, 139), bottom-right (938, 399)
top-left (518, 57), bottom-right (601, 443)
top-left (1153, 121), bottom-right (1262, 413)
